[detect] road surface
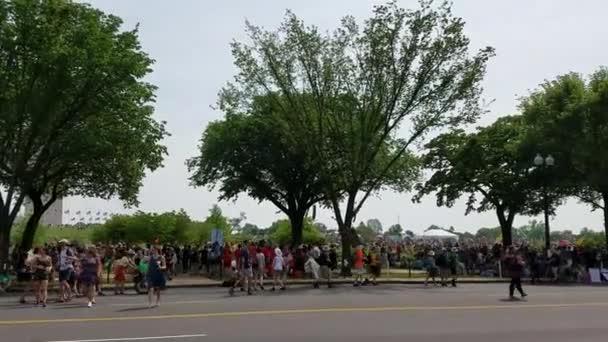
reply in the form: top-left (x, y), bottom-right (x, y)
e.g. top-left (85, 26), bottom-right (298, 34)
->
top-left (0, 283), bottom-right (607, 342)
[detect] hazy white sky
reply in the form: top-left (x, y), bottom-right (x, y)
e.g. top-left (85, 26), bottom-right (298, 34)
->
top-left (69, 0), bottom-right (608, 234)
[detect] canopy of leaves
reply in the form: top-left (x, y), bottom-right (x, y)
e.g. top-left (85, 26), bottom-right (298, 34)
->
top-left (521, 69), bottom-right (608, 210)
top-left (417, 116), bottom-right (541, 215)
top-left (270, 218), bottom-right (324, 247)
top-left (387, 224), bottom-right (404, 238)
top-left (356, 221), bottom-right (379, 244)
top-left (220, 1), bottom-right (494, 240)
top-left (0, 0), bottom-right (167, 206)
top-left (92, 210), bottom-right (190, 245)
top-left (188, 94), bottom-right (324, 219)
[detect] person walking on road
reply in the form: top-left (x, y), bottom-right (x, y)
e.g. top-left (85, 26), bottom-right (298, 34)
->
top-left (230, 242), bottom-right (253, 296)
top-left (505, 246), bottom-right (527, 300)
top-left (147, 247), bottom-right (167, 307)
top-left (424, 250), bottom-right (438, 287)
top-left (57, 239), bottom-right (75, 303)
top-left (79, 247), bottom-right (101, 308)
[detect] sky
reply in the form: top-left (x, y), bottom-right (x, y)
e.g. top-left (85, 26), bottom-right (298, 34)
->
top-left (64, 0), bottom-right (608, 234)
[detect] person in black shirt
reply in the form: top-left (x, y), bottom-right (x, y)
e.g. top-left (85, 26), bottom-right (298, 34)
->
top-left (505, 246), bottom-right (527, 299)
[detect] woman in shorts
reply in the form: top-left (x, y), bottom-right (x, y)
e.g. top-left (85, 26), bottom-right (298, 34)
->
top-left (32, 247), bottom-right (52, 307)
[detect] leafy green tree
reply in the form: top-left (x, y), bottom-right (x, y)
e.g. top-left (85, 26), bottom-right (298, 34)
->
top-left (221, 1), bottom-right (493, 266)
top-left (270, 218), bottom-right (324, 247)
top-left (93, 210), bottom-right (190, 245)
top-left (203, 205), bottom-right (232, 237)
top-left (521, 69), bottom-right (608, 249)
top-left (187, 95), bottom-right (324, 245)
top-left (387, 224), bottom-right (404, 238)
top-left (514, 220), bottom-right (545, 247)
top-left (576, 227), bottom-right (606, 249)
top-left (416, 116), bottom-right (545, 246)
top-left (355, 222), bottom-right (378, 244)
top-left (0, 0), bottom-right (166, 262)
top-left (366, 219), bottom-right (383, 235)
top-left (475, 227), bottom-right (502, 242)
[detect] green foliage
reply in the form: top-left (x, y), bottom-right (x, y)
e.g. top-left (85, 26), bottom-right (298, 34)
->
top-left (0, 0), bottom-right (167, 259)
top-left (475, 227), bottom-right (502, 242)
top-left (387, 224), bottom-right (404, 238)
top-left (188, 205), bottom-right (233, 244)
top-left (92, 210), bottom-right (190, 245)
top-left (10, 218), bottom-right (99, 247)
top-left (416, 116), bottom-right (547, 246)
top-left (219, 1), bottom-right (493, 253)
top-left (576, 228), bottom-right (606, 249)
top-left (514, 220), bottom-right (545, 247)
top-left (355, 222), bottom-right (378, 244)
top-left (187, 94), bottom-right (324, 244)
top-left (270, 218), bottom-right (324, 247)
top-left (366, 219), bottom-right (383, 234)
top-left (521, 68), bottom-right (608, 247)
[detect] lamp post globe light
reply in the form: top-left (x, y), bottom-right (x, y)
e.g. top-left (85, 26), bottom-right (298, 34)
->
top-left (533, 154), bottom-right (554, 253)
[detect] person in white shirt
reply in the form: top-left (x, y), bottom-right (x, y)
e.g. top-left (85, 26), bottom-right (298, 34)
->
top-left (271, 248), bottom-right (285, 291)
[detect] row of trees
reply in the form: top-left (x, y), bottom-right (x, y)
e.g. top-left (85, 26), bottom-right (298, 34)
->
top-left (188, 1), bottom-right (608, 262)
top-left (416, 69), bottom-right (608, 248)
top-left (0, 0), bottom-right (168, 266)
top-left (11, 205), bottom-right (326, 247)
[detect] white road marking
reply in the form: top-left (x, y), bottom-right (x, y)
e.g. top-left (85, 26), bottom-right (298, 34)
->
top-left (47, 334), bottom-right (207, 342)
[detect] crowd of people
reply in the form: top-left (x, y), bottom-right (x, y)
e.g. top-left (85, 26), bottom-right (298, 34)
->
top-left (5, 236), bottom-right (607, 307)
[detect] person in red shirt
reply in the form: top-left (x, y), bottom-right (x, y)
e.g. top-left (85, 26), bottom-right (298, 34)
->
top-left (222, 243), bottom-right (232, 278)
top-left (353, 245), bottom-right (366, 287)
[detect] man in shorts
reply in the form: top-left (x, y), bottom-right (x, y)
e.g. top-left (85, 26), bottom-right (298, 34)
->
top-left (231, 242), bottom-right (253, 295)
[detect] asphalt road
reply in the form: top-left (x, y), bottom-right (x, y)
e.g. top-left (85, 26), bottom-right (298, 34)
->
top-left (0, 283), bottom-right (607, 342)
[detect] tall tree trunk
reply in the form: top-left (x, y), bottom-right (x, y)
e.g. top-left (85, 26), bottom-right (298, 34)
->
top-left (602, 192), bottom-right (608, 251)
top-left (496, 207), bottom-right (514, 247)
top-left (21, 212), bottom-right (43, 252)
top-left (0, 223), bottom-right (10, 271)
top-left (288, 211), bottom-right (305, 247)
top-left (21, 190), bottom-right (58, 251)
top-left (0, 192), bottom-right (26, 269)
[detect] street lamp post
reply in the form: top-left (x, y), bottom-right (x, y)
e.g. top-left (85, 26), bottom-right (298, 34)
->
top-left (533, 154), bottom-right (555, 254)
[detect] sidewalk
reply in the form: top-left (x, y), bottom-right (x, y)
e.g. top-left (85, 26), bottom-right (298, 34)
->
top-left (3, 274), bottom-right (509, 293)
